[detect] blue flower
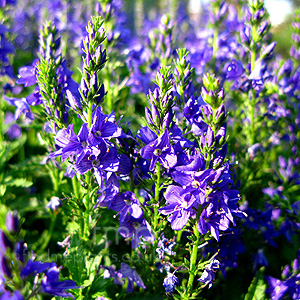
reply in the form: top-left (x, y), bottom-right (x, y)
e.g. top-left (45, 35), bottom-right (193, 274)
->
top-left (224, 59), bottom-right (244, 80)
top-left (118, 215), bottom-right (154, 249)
top-left (198, 269), bottom-right (215, 289)
top-left (158, 186), bottom-right (197, 230)
top-left (0, 290), bottom-right (23, 300)
top-left (119, 263), bottom-right (146, 293)
top-left (140, 129), bottom-right (177, 171)
top-left (46, 196), bottom-right (62, 210)
top-left (20, 260), bottom-right (52, 279)
top-left (266, 277), bottom-right (289, 300)
top-left (4, 97), bottom-right (34, 121)
top-left (156, 234), bottom-right (176, 260)
top-left (163, 273), bottom-right (179, 294)
top-left (41, 263), bottom-right (79, 298)
top-left (110, 191), bottom-right (143, 222)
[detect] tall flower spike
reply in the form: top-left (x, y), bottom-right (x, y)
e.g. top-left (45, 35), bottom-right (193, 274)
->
top-left (78, 16), bottom-right (107, 112)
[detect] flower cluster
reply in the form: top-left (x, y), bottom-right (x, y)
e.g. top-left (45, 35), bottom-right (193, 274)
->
top-left (0, 210), bottom-right (79, 299)
top-left (2, 0), bottom-right (300, 299)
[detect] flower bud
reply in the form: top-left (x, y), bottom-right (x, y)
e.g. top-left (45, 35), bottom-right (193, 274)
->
top-left (0, 254), bottom-right (12, 278)
top-left (91, 72), bottom-right (98, 94)
top-left (216, 104), bottom-right (226, 122)
top-left (15, 241), bottom-right (28, 263)
top-left (206, 126), bottom-right (214, 148)
top-left (5, 211), bottom-right (19, 234)
top-left (150, 102), bottom-right (160, 125)
top-left (201, 87), bottom-right (214, 105)
top-left (145, 107), bottom-right (153, 125)
top-left (218, 2), bottom-right (228, 18)
top-left (0, 230), bottom-right (13, 253)
top-left (240, 26), bottom-right (251, 45)
top-left (261, 42), bottom-right (276, 59)
top-left (96, 83), bottom-right (105, 105)
top-left (215, 124), bottom-right (227, 145)
top-left (162, 110), bottom-right (172, 130)
top-left (66, 90), bottom-right (82, 111)
top-left (95, 46), bottom-right (106, 67)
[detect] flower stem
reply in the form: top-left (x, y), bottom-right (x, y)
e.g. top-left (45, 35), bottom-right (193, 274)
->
top-left (40, 211), bottom-right (57, 252)
top-left (72, 175), bottom-right (80, 200)
top-left (186, 224), bottom-right (200, 294)
top-left (153, 162), bottom-right (161, 254)
top-left (83, 99), bottom-right (94, 239)
top-left (153, 163), bottom-right (161, 229)
top-left (0, 91), bottom-right (3, 144)
top-left (249, 23), bottom-right (258, 145)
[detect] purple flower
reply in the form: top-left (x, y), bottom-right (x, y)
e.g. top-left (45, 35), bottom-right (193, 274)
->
top-left (41, 263), bottom-right (79, 298)
top-left (15, 241), bottom-right (28, 263)
top-left (171, 154), bottom-right (213, 204)
top-left (158, 186), bottom-right (197, 230)
top-left (16, 64), bottom-right (37, 87)
top-left (4, 112), bottom-right (22, 140)
top-left (96, 173), bottom-right (120, 208)
top-left (163, 273), bottom-right (179, 294)
top-left (156, 235), bottom-right (176, 260)
top-left (119, 263), bottom-right (146, 292)
top-left (140, 130), bottom-right (177, 171)
top-left (0, 290), bottom-right (23, 300)
top-left (46, 196), bottom-right (62, 210)
top-left (51, 124), bottom-right (76, 162)
top-left (5, 211), bottom-right (19, 234)
top-left (197, 205), bottom-right (228, 241)
top-left (74, 145), bottom-right (119, 186)
top-left (110, 191), bottom-right (143, 222)
top-left (249, 60), bottom-right (272, 90)
top-left (99, 265), bottom-right (124, 286)
top-left (4, 97), bottom-right (34, 121)
top-left (198, 269), bottom-right (215, 289)
top-left (60, 123), bottom-right (91, 163)
top-left (89, 109), bottom-right (122, 146)
top-left (20, 260), bottom-right (52, 278)
top-left (118, 215), bottom-right (154, 249)
top-left (224, 59), bottom-right (244, 80)
top-left (266, 277), bottom-right (289, 300)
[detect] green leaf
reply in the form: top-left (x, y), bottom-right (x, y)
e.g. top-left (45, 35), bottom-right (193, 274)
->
top-left (2, 176), bottom-right (32, 188)
top-left (84, 275), bottom-right (110, 299)
top-left (65, 234), bottom-right (87, 285)
top-left (244, 267), bottom-right (266, 300)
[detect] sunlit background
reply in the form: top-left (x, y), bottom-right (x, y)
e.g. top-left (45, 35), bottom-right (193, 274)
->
top-left (123, 0), bottom-right (300, 58)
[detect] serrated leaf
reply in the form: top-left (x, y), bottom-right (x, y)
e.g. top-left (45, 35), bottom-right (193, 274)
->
top-left (244, 267), bottom-right (266, 300)
top-left (0, 135), bottom-right (27, 165)
top-left (85, 275), bottom-right (109, 299)
top-left (2, 176), bottom-right (32, 188)
top-left (65, 235), bottom-right (87, 285)
top-left (184, 257), bottom-right (190, 268)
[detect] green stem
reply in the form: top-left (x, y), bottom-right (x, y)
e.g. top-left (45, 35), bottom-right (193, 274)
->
top-left (83, 100), bottom-right (94, 239)
top-left (40, 211), bottom-right (57, 252)
top-left (153, 163), bottom-right (161, 252)
top-left (87, 100), bottom-right (93, 129)
top-left (72, 175), bottom-right (80, 200)
top-left (0, 91), bottom-right (3, 144)
top-left (153, 163), bottom-right (161, 228)
top-left (205, 152), bottom-right (211, 169)
top-left (25, 284), bottom-right (41, 300)
top-left (250, 89), bottom-right (256, 145)
top-left (186, 224), bottom-right (201, 294)
top-left (247, 22), bottom-right (258, 146)
top-left (49, 166), bottom-right (59, 194)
